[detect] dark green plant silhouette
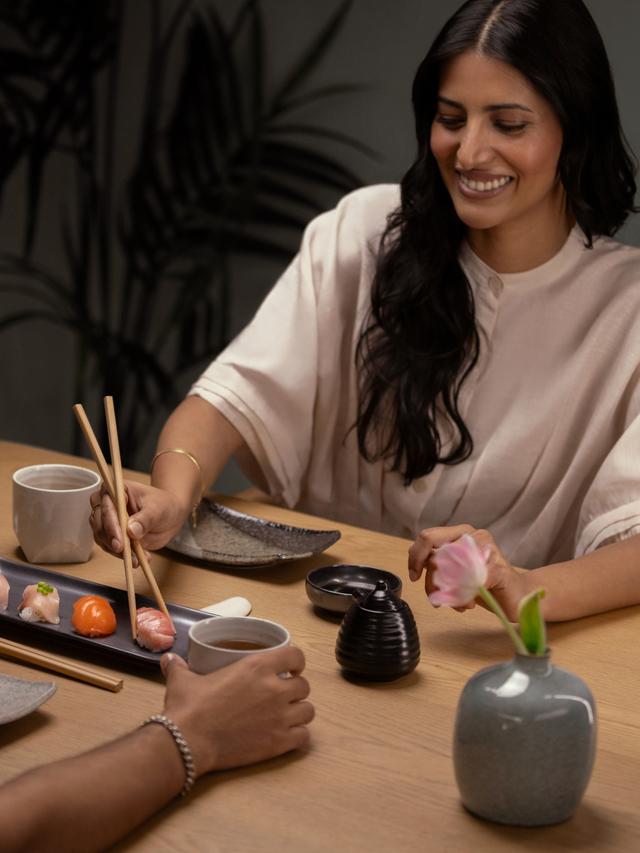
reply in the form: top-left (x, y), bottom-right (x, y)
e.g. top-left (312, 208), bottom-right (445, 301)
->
top-left (0, 0), bottom-right (373, 463)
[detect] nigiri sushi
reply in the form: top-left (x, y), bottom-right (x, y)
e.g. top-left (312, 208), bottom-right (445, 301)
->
top-left (72, 595), bottom-right (117, 637)
top-left (19, 582), bottom-right (60, 624)
top-left (136, 607), bottom-right (175, 652)
top-left (0, 570), bottom-right (9, 612)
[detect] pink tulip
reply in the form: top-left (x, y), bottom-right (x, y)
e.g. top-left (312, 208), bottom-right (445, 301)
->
top-left (429, 534), bottom-right (488, 607)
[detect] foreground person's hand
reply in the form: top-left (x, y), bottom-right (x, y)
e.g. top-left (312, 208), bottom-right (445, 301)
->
top-left (0, 647), bottom-right (313, 853)
top-left (408, 524), bottom-right (528, 622)
top-left (160, 648), bottom-right (314, 773)
top-left (89, 480), bottom-right (188, 557)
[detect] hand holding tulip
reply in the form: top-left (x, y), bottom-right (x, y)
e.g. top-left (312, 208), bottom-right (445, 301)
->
top-left (408, 524), bottom-right (528, 621)
top-left (408, 528), bottom-right (547, 655)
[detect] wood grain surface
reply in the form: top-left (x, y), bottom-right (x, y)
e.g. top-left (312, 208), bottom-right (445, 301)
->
top-left (1, 440), bottom-right (639, 852)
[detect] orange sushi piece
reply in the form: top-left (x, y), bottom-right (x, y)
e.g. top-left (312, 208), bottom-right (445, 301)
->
top-left (72, 594), bottom-right (117, 637)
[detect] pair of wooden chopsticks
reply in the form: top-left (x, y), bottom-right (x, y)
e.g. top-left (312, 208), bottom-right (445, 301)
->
top-left (0, 637), bottom-right (123, 692)
top-left (73, 398), bottom-right (173, 640)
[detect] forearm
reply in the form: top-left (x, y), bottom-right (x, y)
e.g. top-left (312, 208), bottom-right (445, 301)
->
top-left (152, 395), bottom-right (245, 511)
top-left (521, 534), bottom-right (640, 621)
top-left (1, 725), bottom-right (185, 853)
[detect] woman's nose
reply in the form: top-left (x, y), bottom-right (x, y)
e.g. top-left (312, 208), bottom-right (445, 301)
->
top-left (456, 123), bottom-right (493, 169)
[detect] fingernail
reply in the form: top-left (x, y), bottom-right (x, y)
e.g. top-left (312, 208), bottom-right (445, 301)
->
top-left (111, 537), bottom-right (121, 552)
top-left (128, 520), bottom-right (143, 538)
top-left (409, 571), bottom-right (417, 582)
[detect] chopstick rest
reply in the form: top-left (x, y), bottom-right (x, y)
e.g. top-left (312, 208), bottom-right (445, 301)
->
top-left (200, 597), bottom-right (252, 617)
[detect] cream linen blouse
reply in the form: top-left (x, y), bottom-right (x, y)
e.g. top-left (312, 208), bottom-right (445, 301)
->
top-left (190, 184), bottom-right (640, 568)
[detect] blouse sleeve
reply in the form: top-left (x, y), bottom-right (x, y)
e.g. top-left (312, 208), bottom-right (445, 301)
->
top-left (189, 184), bottom-right (396, 509)
top-left (575, 376), bottom-right (640, 555)
top-left (188, 230), bottom-right (322, 507)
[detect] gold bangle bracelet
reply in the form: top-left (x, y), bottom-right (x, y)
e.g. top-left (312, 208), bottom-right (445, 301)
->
top-left (150, 447), bottom-right (205, 528)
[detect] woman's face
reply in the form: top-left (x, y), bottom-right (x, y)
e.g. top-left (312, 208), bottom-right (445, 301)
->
top-left (430, 50), bottom-right (566, 242)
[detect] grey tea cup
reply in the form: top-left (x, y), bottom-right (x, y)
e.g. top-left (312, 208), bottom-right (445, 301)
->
top-left (13, 463), bottom-right (101, 563)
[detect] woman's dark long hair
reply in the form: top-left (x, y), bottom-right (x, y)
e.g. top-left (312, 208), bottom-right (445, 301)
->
top-left (356, 0), bottom-right (637, 483)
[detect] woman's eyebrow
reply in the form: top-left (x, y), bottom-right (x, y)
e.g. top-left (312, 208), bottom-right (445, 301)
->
top-left (485, 101), bottom-right (533, 113)
top-left (437, 95), bottom-right (533, 113)
top-left (437, 96), bottom-right (465, 109)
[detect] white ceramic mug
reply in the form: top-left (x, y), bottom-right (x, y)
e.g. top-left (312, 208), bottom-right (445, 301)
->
top-left (12, 464), bottom-right (101, 563)
top-left (188, 616), bottom-right (290, 674)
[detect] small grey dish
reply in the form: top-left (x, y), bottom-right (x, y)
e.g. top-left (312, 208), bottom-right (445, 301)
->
top-left (0, 673), bottom-right (57, 724)
top-left (306, 565), bottom-right (403, 614)
top-left (167, 499), bottom-right (341, 567)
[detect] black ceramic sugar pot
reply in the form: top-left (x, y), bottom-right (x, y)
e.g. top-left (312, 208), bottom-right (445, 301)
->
top-left (335, 580), bottom-right (420, 681)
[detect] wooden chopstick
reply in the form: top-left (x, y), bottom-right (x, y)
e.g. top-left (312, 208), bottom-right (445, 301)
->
top-left (73, 403), bottom-right (173, 627)
top-left (103, 396), bottom-right (138, 640)
top-left (0, 638), bottom-right (123, 692)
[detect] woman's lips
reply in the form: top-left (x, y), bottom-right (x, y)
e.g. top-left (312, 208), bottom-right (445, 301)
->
top-left (456, 171), bottom-right (514, 198)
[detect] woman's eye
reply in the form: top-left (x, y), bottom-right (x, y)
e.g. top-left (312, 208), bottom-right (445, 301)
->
top-left (494, 122), bottom-right (527, 134)
top-left (435, 115), bottom-right (465, 129)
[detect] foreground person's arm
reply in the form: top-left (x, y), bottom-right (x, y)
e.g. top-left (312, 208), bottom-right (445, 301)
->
top-left (1, 647), bottom-right (313, 853)
top-left (409, 524), bottom-right (640, 621)
top-left (92, 395), bottom-right (264, 554)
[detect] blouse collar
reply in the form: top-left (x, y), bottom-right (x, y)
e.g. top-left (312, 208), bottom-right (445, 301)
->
top-left (459, 225), bottom-right (588, 291)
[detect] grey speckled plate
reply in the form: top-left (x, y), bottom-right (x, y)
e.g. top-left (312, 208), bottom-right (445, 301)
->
top-left (167, 499), bottom-right (341, 567)
top-left (0, 673), bottom-right (56, 724)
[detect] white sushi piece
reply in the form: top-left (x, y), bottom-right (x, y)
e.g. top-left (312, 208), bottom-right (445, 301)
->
top-left (0, 571), bottom-right (9, 612)
top-left (18, 582), bottom-right (60, 624)
top-left (135, 607), bottom-right (175, 652)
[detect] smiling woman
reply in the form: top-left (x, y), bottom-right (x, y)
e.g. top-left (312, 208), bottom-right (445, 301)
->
top-left (91, 0), bottom-right (640, 626)
top-left (360, 0), bottom-right (637, 486)
top-left (430, 52), bottom-right (567, 267)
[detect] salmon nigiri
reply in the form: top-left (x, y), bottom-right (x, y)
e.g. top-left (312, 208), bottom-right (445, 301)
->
top-left (19, 582), bottom-right (60, 624)
top-left (0, 570), bottom-right (9, 612)
top-left (135, 607), bottom-right (175, 652)
top-left (72, 595), bottom-right (117, 637)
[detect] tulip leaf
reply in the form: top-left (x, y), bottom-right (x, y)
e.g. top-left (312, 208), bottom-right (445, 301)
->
top-left (517, 588), bottom-right (547, 655)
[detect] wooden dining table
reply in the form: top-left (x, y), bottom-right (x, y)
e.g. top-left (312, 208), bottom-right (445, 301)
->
top-left (1, 439), bottom-right (640, 852)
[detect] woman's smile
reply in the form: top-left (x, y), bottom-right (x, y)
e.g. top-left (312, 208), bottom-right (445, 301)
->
top-left (456, 171), bottom-right (514, 196)
top-left (430, 50), bottom-right (568, 266)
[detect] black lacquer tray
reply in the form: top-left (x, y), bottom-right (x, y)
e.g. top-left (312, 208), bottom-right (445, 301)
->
top-left (0, 556), bottom-right (212, 666)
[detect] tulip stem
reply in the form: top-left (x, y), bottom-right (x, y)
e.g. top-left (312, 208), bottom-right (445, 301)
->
top-left (478, 587), bottom-right (528, 655)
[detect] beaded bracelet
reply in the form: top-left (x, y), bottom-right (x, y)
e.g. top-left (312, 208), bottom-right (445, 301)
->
top-left (142, 714), bottom-right (196, 797)
top-left (150, 447), bottom-right (205, 528)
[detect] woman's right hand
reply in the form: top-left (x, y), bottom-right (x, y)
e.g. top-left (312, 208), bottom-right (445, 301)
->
top-left (89, 480), bottom-right (189, 557)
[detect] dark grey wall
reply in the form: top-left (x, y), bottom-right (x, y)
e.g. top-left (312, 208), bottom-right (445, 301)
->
top-left (1, 0), bottom-right (639, 493)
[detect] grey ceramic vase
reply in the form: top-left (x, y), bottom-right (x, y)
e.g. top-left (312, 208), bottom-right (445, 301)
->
top-left (453, 652), bottom-right (596, 826)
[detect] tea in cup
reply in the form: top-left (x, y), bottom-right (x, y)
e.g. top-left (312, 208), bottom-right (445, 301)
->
top-left (188, 616), bottom-right (290, 674)
top-left (12, 463), bottom-right (101, 563)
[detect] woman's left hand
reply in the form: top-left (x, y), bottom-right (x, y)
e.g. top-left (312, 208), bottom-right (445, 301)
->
top-left (408, 524), bottom-right (527, 621)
